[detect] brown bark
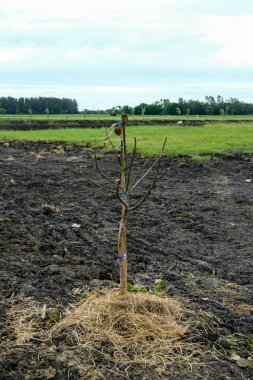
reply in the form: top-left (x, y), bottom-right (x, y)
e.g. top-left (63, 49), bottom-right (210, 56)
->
top-left (118, 206), bottom-right (128, 294)
top-left (117, 114), bottom-right (128, 294)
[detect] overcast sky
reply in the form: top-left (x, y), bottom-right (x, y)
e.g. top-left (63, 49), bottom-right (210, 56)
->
top-left (1, 0), bottom-right (253, 110)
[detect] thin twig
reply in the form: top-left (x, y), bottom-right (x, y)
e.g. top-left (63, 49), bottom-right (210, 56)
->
top-left (94, 149), bottom-right (116, 185)
top-left (129, 138), bottom-right (167, 210)
top-left (128, 179), bottom-right (156, 211)
top-left (129, 138), bottom-right (167, 193)
top-left (129, 161), bottom-right (161, 211)
top-left (155, 137), bottom-right (168, 179)
top-left (160, 137), bottom-right (168, 156)
top-left (80, 169), bottom-right (114, 192)
top-left (129, 156), bottom-right (160, 193)
top-left (128, 157), bottom-right (152, 192)
top-left (156, 167), bottom-right (170, 181)
top-left (126, 137), bottom-right (137, 193)
top-left (103, 125), bottom-right (114, 144)
top-left (104, 128), bottom-right (120, 162)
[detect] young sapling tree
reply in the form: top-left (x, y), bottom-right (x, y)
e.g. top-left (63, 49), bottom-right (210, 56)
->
top-left (28, 108), bottom-right (32, 121)
top-left (82, 113), bottom-right (167, 294)
top-left (45, 107), bottom-right (49, 120)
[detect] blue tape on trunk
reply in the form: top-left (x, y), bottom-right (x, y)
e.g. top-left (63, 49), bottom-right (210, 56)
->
top-left (117, 120), bottom-right (124, 127)
top-left (117, 252), bottom-right (127, 262)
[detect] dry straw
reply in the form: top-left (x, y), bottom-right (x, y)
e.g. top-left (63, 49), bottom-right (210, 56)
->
top-left (3, 298), bottom-right (49, 345)
top-left (3, 291), bottom-right (207, 370)
top-left (51, 290), bottom-right (192, 365)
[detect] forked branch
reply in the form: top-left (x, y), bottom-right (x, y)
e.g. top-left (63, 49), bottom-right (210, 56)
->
top-left (94, 149), bottom-right (116, 186)
top-left (82, 136), bottom-right (168, 211)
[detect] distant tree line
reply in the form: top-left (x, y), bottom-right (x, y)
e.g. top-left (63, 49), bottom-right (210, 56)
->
top-left (106, 96), bottom-right (253, 116)
top-left (1, 95), bottom-right (253, 116)
top-left (0, 97), bottom-right (78, 114)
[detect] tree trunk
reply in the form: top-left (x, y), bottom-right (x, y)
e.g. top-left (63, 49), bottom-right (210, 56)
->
top-left (118, 206), bottom-right (128, 294)
top-left (118, 115), bottom-right (128, 294)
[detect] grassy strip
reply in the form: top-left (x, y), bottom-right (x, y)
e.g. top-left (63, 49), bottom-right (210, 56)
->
top-left (1, 114), bottom-right (253, 121)
top-left (0, 128), bottom-right (102, 147)
top-left (0, 124), bottom-right (252, 156)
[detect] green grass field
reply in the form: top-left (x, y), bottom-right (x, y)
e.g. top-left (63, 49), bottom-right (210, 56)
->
top-left (0, 124), bottom-right (252, 156)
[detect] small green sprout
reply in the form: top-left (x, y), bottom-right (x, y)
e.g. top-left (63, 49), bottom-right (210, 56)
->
top-left (80, 292), bottom-right (89, 301)
top-left (244, 338), bottom-right (253, 349)
top-left (227, 334), bottom-right (239, 346)
top-left (153, 280), bottom-right (166, 296)
top-left (127, 280), bottom-right (166, 296)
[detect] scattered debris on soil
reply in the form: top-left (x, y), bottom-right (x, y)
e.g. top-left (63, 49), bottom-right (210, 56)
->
top-left (0, 141), bottom-right (252, 379)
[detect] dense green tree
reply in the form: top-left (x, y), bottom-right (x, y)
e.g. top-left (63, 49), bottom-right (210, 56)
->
top-left (145, 104), bottom-right (162, 115)
top-left (206, 105), bottom-right (214, 115)
top-left (0, 96), bottom-right (78, 114)
top-left (122, 105), bottom-right (132, 114)
top-left (110, 96), bottom-right (253, 116)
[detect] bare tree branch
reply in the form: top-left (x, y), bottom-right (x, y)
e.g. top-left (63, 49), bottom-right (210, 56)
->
top-left (160, 137), bottom-right (168, 157)
top-left (128, 178), bottom-right (156, 211)
top-left (126, 137), bottom-right (136, 193)
top-left (104, 127), bottom-right (120, 162)
top-left (80, 169), bottom-right (114, 192)
top-left (129, 156), bottom-right (160, 192)
top-left (93, 149), bottom-right (117, 185)
top-left (128, 157), bottom-right (152, 192)
top-left (129, 137), bottom-right (167, 192)
top-left (129, 138), bottom-right (168, 210)
top-left (156, 167), bottom-right (170, 181)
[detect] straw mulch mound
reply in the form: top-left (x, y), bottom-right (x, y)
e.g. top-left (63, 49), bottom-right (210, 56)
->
top-left (50, 290), bottom-right (194, 366)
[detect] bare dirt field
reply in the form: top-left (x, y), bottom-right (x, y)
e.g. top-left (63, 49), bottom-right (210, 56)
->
top-left (0, 141), bottom-right (252, 379)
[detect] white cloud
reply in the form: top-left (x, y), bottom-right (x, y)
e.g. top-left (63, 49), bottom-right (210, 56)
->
top-left (2, 0), bottom-right (170, 21)
top-left (0, 84), bottom-right (161, 109)
top-left (0, 46), bottom-right (59, 66)
top-left (0, 48), bottom-right (22, 63)
top-left (1, 0), bottom-right (253, 108)
top-left (201, 15), bottom-right (253, 67)
top-left (181, 82), bottom-right (253, 90)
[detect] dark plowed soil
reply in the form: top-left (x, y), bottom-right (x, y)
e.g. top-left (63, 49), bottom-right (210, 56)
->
top-left (0, 141), bottom-right (252, 379)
